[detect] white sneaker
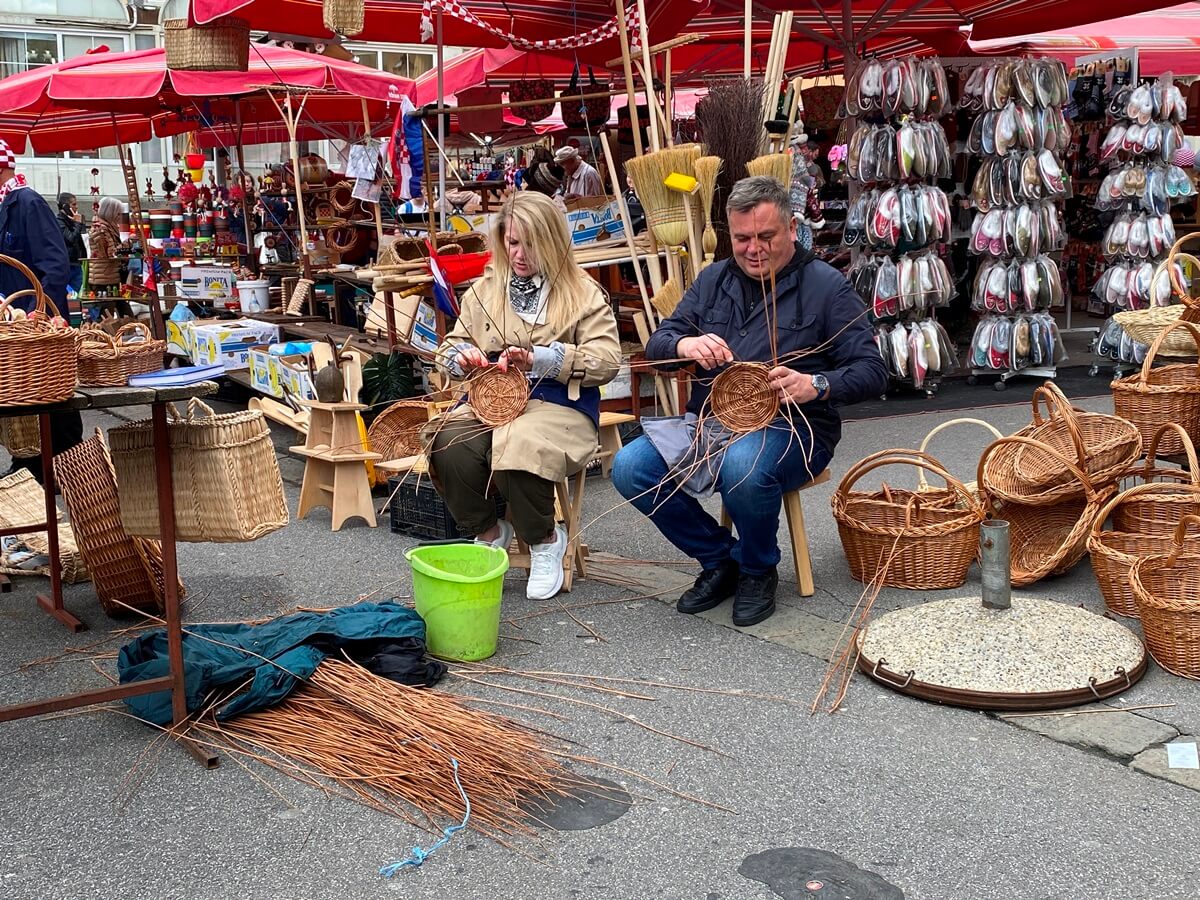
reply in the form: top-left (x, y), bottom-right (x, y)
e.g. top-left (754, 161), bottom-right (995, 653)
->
top-left (526, 524), bottom-right (567, 600)
top-left (475, 519), bottom-right (513, 552)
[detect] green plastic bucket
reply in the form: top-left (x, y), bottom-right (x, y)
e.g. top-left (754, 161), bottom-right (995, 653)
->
top-left (405, 543), bottom-right (509, 662)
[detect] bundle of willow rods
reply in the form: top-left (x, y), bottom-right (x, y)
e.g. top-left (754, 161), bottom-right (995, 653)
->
top-left (196, 659), bottom-right (581, 839)
top-left (695, 78), bottom-right (766, 260)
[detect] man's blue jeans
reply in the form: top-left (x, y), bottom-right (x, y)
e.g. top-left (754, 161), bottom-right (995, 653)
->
top-left (611, 424), bottom-right (832, 576)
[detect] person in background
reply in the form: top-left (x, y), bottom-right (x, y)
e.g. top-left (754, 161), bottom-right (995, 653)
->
top-left (88, 196), bottom-right (132, 318)
top-left (555, 146), bottom-right (602, 201)
top-left (0, 138), bottom-right (82, 479)
top-left (56, 192), bottom-right (86, 297)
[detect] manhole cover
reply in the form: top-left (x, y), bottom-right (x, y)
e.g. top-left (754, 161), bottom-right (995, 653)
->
top-left (740, 848), bottom-right (903, 899)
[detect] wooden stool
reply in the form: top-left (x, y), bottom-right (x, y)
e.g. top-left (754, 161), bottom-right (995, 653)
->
top-left (719, 469), bottom-right (831, 598)
top-left (292, 401), bottom-right (382, 531)
top-left (508, 466), bottom-right (590, 593)
top-left (596, 411), bottom-right (636, 478)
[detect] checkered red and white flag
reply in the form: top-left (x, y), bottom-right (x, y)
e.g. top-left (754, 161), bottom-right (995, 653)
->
top-left (420, 0), bottom-right (640, 52)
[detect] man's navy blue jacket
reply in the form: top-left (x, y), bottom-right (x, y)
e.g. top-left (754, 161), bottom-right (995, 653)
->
top-left (0, 187), bottom-right (69, 314)
top-left (645, 247), bottom-right (888, 453)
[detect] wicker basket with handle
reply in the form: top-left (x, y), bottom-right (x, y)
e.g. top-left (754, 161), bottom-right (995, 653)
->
top-left (367, 399), bottom-right (430, 461)
top-left (1111, 320), bottom-right (1200, 456)
top-left (1131, 514), bottom-right (1200, 677)
top-left (323, 0), bottom-right (364, 35)
top-left (108, 399), bottom-right (288, 543)
top-left (163, 17), bottom-right (249, 72)
top-left (78, 322), bottom-right (166, 387)
top-left (1167, 232), bottom-right (1200, 323)
top-left (916, 417), bottom-right (1004, 503)
top-left (832, 452), bottom-right (986, 590)
top-left (0, 255), bottom-right (77, 407)
top-left (1113, 423), bottom-right (1200, 534)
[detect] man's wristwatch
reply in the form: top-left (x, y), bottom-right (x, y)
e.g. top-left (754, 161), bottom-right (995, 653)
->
top-left (811, 373), bottom-right (830, 401)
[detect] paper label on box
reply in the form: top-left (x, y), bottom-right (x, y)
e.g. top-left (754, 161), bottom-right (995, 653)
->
top-left (179, 265), bottom-right (236, 302)
top-left (410, 298), bottom-right (440, 353)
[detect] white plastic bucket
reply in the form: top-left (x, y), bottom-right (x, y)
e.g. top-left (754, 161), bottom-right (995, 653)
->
top-left (236, 279), bottom-right (270, 313)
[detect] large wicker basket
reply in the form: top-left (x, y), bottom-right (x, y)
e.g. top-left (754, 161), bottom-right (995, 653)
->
top-left (1088, 483), bottom-right (1200, 618)
top-left (1131, 514), bottom-right (1200, 677)
top-left (1111, 320), bottom-right (1200, 456)
top-left (0, 255), bottom-right (77, 407)
top-left (1113, 423), bottom-right (1200, 534)
top-left (78, 322), bottom-right (166, 387)
top-left (0, 469), bottom-right (88, 584)
top-left (54, 432), bottom-right (171, 616)
top-left (108, 399), bottom-right (288, 543)
top-left (323, 0), bottom-right (364, 35)
top-left (832, 452), bottom-right (986, 590)
top-left (1113, 306), bottom-right (1198, 358)
top-left (163, 17), bottom-right (249, 72)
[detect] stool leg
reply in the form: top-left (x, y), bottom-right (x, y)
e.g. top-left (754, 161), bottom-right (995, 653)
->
top-left (783, 491), bottom-right (815, 597)
top-left (598, 425), bottom-right (623, 478)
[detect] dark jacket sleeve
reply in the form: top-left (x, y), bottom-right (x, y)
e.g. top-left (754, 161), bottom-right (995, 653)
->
top-left (643, 262), bottom-right (722, 367)
top-left (25, 193), bottom-right (69, 314)
top-left (817, 267), bottom-right (888, 405)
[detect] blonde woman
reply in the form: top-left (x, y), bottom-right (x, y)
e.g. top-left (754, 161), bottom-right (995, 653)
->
top-left (428, 191), bottom-right (621, 600)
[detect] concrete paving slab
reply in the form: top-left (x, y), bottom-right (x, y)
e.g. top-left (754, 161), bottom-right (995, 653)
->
top-left (1131, 739), bottom-right (1200, 792)
top-left (1002, 707), bottom-right (1179, 760)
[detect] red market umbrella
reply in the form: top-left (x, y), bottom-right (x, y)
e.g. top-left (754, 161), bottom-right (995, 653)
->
top-left (412, 46), bottom-right (590, 105)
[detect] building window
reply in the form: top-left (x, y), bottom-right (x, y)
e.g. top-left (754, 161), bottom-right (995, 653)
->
top-left (0, 31), bottom-right (58, 79)
top-left (348, 46), bottom-right (435, 80)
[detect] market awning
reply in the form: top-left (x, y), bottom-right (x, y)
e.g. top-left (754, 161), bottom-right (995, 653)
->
top-left (412, 46), bottom-right (592, 106)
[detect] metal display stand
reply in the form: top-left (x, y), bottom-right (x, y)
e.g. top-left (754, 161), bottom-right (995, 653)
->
top-left (968, 365), bottom-right (1057, 392)
top-left (0, 383), bottom-right (220, 769)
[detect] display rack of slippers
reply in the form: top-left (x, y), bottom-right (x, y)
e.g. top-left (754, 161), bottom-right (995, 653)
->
top-left (959, 58), bottom-right (1073, 392)
top-left (1089, 73), bottom-right (1194, 377)
top-left (841, 58), bottom-right (960, 399)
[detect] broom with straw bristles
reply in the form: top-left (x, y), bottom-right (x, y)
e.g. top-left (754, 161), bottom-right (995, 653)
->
top-left (694, 155), bottom-right (722, 269)
top-left (624, 143), bottom-right (701, 249)
top-left (746, 152), bottom-right (791, 187)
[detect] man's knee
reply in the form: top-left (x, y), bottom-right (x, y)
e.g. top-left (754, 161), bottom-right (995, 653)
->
top-left (719, 437), bottom-right (779, 496)
top-left (612, 436), bottom-right (660, 499)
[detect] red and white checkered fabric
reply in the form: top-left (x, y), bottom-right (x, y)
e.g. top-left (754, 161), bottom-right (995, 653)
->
top-left (421, 0), bottom-right (640, 52)
top-left (0, 138), bottom-right (15, 170)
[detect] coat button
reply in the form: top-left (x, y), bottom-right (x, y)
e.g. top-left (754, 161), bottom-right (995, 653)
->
top-left (739, 329), bottom-right (747, 336)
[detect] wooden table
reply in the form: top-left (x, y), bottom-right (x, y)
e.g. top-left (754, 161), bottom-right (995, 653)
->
top-left (0, 382), bottom-right (220, 767)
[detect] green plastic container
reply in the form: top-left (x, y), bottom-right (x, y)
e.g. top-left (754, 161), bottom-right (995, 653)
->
top-left (405, 543), bottom-right (509, 662)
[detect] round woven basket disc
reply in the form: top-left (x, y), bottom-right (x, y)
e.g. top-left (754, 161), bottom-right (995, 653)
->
top-left (710, 363), bottom-right (779, 434)
top-left (468, 366), bottom-right (529, 427)
top-left (857, 596), bottom-right (1146, 710)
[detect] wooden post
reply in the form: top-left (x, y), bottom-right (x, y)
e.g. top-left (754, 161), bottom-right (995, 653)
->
top-left (599, 130), bottom-right (656, 330)
top-left (636, 0), bottom-right (659, 154)
top-left (234, 102), bottom-right (256, 275)
top-left (614, 0), bottom-right (644, 157)
top-left (422, 129), bottom-right (437, 250)
top-left (360, 98), bottom-right (386, 250)
top-left (744, 0), bottom-right (752, 78)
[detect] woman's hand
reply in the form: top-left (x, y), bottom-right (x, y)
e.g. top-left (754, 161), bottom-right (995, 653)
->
top-left (455, 346), bottom-right (490, 372)
top-left (497, 346), bottom-right (532, 373)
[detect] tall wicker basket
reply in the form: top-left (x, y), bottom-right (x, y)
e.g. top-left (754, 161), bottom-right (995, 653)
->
top-left (164, 17), bottom-right (250, 72)
top-left (108, 399), bottom-right (288, 543)
top-left (323, 0), bottom-right (365, 36)
top-left (1131, 514), bottom-right (1200, 677)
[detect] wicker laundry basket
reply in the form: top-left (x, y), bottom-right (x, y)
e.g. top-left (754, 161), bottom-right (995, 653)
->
top-left (164, 17), bottom-right (249, 72)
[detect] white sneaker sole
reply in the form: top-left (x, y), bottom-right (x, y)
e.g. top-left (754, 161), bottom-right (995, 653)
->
top-left (526, 564), bottom-right (564, 601)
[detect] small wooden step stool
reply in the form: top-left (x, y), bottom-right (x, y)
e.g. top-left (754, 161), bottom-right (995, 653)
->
top-left (292, 401), bottom-right (381, 531)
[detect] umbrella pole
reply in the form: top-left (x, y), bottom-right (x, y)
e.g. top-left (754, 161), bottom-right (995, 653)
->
top-left (360, 98), bottom-right (386, 253)
top-left (744, 0), bottom-right (752, 78)
top-left (234, 102), bottom-right (257, 276)
top-left (436, 4), bottom-right (446, 233)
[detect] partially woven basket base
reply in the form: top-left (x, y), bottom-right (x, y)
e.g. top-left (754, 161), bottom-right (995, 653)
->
top-left (467, 367), bottom-right (529, 427)
top-left (710, 363), bottom-right (778, 434)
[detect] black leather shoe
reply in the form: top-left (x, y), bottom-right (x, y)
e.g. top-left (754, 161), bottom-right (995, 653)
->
top-left (677, 560), bottom-right (739, 614)
top-left (732, 567), bottom-right (778, 627)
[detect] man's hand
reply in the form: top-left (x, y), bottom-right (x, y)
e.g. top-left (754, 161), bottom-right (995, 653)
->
top-left (677, 333), bottom-right (734, 369)
top-left (497, 346), bottom-right (532, 372)
top-left (455, 347), bottom-right (489, 372)
top-left (769, 366), bottom-right (818, 404)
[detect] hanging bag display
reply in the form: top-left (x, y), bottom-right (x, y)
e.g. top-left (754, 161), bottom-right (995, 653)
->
top-left (560, 63), bottom-right (611, 129)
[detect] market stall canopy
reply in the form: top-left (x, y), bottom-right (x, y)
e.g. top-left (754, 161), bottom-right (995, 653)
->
top-left (0, 44), bottom-right (416, 153)
top-left (412, 46), bottom-right (596, 106)
top-left (967, 2), bottom-right (1200, 77)
top-left (190, 0), bottom-right (706, 66)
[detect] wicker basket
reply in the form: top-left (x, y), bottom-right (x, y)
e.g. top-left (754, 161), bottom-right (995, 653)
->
top-left (1111, 320), bottom-right (1200, 456)
top-left (832, 452), bottom-right (986, 590)
top-left (0, 469), bottom-right (88, 584)
top-left (982, 382), bottom-right (1140, 505)
top-left (1167, 232), bottom-right (1200, 322)
top-left (163, 18), bottom-right (249, 73)
top-left (1113, 306), bottom-right (1199, 358)
top-left (367, 399), bottom-right (430, 461)
top-left (108, 399), bottom-right (288, 543)
top-left (1089, 483), bottom-right (1200, 618)
top-left (78, 322), bottom-right (166, 387)
top-left (1131, 514), bottom-right (1200, 677)
top-left (323, 0), bottom-right (364, 35)
top-left (916, 418), bottom-right (1004, 502)
top-left (981, 435), bottom-right (1116, 586)
top-left (1113, 423), bottom-right (1200, 534)
top-left (0, 255), bottom-right (77, 407)
top-left (0, 416), bottom-right (40, 456)
top-left (54, 432), bottom-right (170, 616)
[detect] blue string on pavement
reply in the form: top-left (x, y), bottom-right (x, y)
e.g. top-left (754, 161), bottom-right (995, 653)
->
top-left (379, 757), bottom-right (471, 878)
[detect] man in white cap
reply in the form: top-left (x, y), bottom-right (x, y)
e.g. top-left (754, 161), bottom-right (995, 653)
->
top-left (554, 145), bottom-right (602, 201)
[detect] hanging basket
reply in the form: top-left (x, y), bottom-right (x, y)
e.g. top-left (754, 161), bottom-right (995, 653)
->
top-left (0, 258), bottom-right (76, 408)
top-left (466, 366), bottom-right (529, 427)
top-left (108, 399), bottom-right (288, 543)
top-left (322, 0), bottom-right (365, 36)
top-left (367, 399), bottom-right (431, 461)
top-left (508, 79), bottom-right (557, 124)
top-left (1131, 515), bottom-right (1200, 677)
top-left (560, 65), bottom-right (611, 129)
top-left (831, 452), bottom-right (985, 590)
top-left (1113, 422), bottom-right (1200, 534)
top-left (0, 416), bottom-right (40, 457)
top-left (1111, 320), bottom-right (1200, 456)
top-left (78, 322), bottom-right (166, 387)
top-left (163, 18), bottom-right (250, 73)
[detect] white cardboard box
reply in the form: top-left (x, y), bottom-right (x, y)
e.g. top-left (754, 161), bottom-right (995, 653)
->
top-left (189, 318), bottom-right (280, 369)
top-left (178, 265), bottom-right (237, 304)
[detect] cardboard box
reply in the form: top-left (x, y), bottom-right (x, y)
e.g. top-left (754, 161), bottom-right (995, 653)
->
top-left (249, 346), bottom-right (281, 397)
top-left (566, 197), bottom-right (626, 247)
top-left (276, 354), bottom-right (316, 401)
top-left (189, 318), bottom-right (280, 369)
top-left (166, 318), bottom-right (191, 357)
top-left (600, 362), bottom-right (656, 401)
top-left (409, 297), bottom-right (440, 353)
top-left (366, 291), bottom-right (440, 354)
top-left (178, 265), bottom-right (237, 303)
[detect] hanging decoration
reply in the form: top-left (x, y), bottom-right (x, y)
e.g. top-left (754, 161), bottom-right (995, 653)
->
top-left (419, 0), bottom-right (640, 52)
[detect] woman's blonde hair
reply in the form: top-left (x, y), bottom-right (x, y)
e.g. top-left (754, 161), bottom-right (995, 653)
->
top-left (477, 191), bottom-right (594, 332)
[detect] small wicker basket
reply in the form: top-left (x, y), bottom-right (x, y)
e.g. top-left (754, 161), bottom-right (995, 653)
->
top-left (108, 399), bottom-right (288, 543)
top-left (0, 254), bottom-right (77, 407)
top-left (1113, 423), bottom-right (1200, 534)
top-left (1111, 320), bottom-right (1200, 456)
top-left (466, 366), bottom-right (529, 427)
top-left (78, 322), bottom-right (166, 387)
top-left (367, 399), bottom-right (431, 461)
top-left (0, 416), bottom-right (40, 457)
top-left (1131, 514), bottom-right (1200, 677)
top-left (164, 17), bottom-right (250, 73)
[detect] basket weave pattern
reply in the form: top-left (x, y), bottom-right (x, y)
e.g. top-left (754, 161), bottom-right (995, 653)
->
top-left (1113, 424), bottom-right (1200, 534)
top-left (0, 416), bottom-right (40, 456)
top-left (78, 323), bottom-right (166, 387)
top-left (467, 367), bottom-right (529, 427)
top-left (0, 469), bottom-right (88, 584)
top-left (709, 363), bottom-right (779, 434)
top-left (164, 18), bottom-right (249, 72)
top-left (0, 254), bottom-right (77, 406)
top-left (1131, 515), bottom-right (1200, 678)
top-left (1111, 321), bottom-right (1200, 456)
top-left (367, 400), bottom-right (429, 460)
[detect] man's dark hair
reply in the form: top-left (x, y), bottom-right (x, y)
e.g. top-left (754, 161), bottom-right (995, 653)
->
top-left (726, 175), bottom-right (792, 224)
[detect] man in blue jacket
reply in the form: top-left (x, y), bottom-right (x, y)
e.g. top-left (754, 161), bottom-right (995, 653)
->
top-left (0, 139), bottom-right (82, 478)
top-left (612, 176), bottom-right (887, 626)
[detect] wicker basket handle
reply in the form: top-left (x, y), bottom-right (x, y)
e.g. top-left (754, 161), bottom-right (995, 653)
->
top-left (1029, 382), bottom-right (1088, 466)
top-left (837, 448), bottom-right (950, 493)
top-left (1139, 319), bottom-right (1200, 383)
top-left (114, 321), bottom-right (153, 344)
top-left (1168, 514), bottom-right (1200, 565)
top-left (80, 327), bottom-right (121, 357)
top-left (1092, 482), bottom-right (1200, 538)
top-left (0, 252), bottom-right (60, 319)
top-left (1144, 422), bottom-right (1200, 483)
top-left (1167, 232), bottom-right (1200, 307)
top-left (978, 434), bottom-right (1099, 502)
top-left (916, 418), bottom-right (1004, 491)
top-left (838, 451), bottom-right (983, 515)
top-left (186, 397), bottom-right (218, 420)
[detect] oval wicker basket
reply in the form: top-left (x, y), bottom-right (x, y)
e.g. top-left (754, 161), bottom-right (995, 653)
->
top-left (980, 435), bottom-right (1116, 586)
top-left (1089, 483), bottom-right (1200, 618)
top-left (0, 255), bottom-right (77, 407)
top-left (467, 366), bottom-right (529, 427)
top-left (709, 363), bottom-right (779, 434)
top-left (367, 399), bottom-right (430, 461)
top-left (78, 322), bottom-right (166, 387)
top-left (1131, 514), bottom-right (1200, 677)
top-left (832, 452), bottom-right (986, 590)
top-left (1111, 320), bottom-right (1200, 456)
top-left (163, 17), bottom-right (249, 72)
top-left (1112, 306), bottom-right (1200, 358)
top-left (1113, 423), bottom-right (1200, 534)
